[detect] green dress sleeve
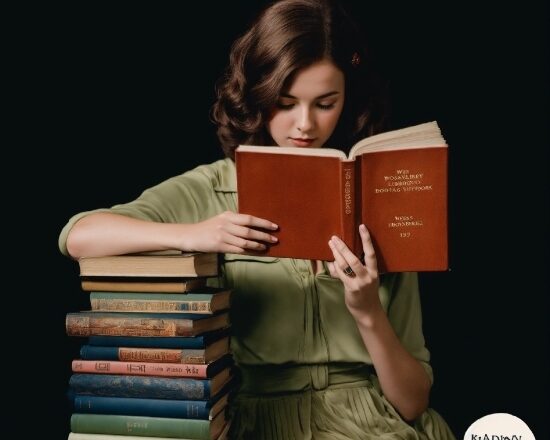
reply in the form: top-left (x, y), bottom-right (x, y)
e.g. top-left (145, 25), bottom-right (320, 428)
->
top-left (387, 271), bottom-right (433, 384)
top-left (58, 159), bottom-right (237, 256)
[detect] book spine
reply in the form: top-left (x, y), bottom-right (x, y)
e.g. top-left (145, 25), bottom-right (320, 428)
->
top-left (80, 345), bottom-right (207, 363)
top-left (87, 335), bottom-right (209, 349)
top-left (87, 328), bottom-right (230, 348)
top-left (80, 345), bottom-right (120, 360)
top-left (81, 277), bottom-right (205, 293)
top-left (70, 413), bottom-right (211, 439)
top-left (66, 314), bottom-right (193, 337)
top-left (68, 433), bottom-right (177, 440)
top-left (340, 161), bottom-right (356, 252)
top-left (69, 374), bottom-right (212, 400)
top-left (72, 360), bottom-right (210, 378)
top-left (73, 395), bottom-right (211, 419)
top-left (89, 292), bottom-right (214, 314)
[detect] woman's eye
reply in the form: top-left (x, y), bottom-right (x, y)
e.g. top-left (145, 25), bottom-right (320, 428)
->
top-left (317, 102), bottom-right (335, 110)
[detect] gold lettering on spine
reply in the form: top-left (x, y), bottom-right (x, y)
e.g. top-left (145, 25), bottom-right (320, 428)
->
top-left (341, 161), bottom-right (355, 250)
top-left (95, 362), bottom-right (111, 371)
top-left (127, 363), bottom-right (147, 373)
top-left (344, 168), bottom-right (352, 214)
top-left (119, 348), bottom-right (182, 363)
top-left (93, 299), bottom-right (210, 312)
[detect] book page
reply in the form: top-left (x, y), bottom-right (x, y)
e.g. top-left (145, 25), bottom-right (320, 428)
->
top-left (237, 145), bottom-right (347, 159)
top-left (348, 121), bottom-right (446, 159)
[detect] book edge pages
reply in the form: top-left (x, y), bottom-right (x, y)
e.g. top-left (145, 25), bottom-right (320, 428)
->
top-left (217, 419), bottom-right (232, 440)
top-left (237, 145), bottom-right (346, 159)
top-left (210, 392), bottom-right (230, 420)
top-left (352, 142), bottom-right (448, 156)
top-left (348, 121), bottom-right (446, 158)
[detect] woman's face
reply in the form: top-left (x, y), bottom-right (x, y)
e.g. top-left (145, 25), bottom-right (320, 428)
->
top-left (267, 59), bottom-right (345, 149)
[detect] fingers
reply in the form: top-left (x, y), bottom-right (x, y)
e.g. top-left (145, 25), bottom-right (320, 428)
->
top-left (328, 236), bottom-right (365, 280)
top-left (328, 226), bottom-right (379, 280)
top-left (223, 211), bottom-right (278, 231)
top-left (327, 261), bottom-right (337, 278)
top-left (219, 211), bottom-right (278, 252)
top-left (226, 223), bottom-right (278, 246)
top-left (359, 224), bottom-right (378, 275)
top-left (327, 242), bottom-right (346, 277)
top-left (328, 236), bottom-right (365, 276)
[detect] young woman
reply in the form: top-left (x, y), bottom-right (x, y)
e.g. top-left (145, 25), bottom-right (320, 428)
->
top-left (60, 1), bottom-right (456, 438)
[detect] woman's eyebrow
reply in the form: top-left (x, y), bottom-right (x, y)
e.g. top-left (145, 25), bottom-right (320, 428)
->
top-left (280, 91), bottom-right (340, 99)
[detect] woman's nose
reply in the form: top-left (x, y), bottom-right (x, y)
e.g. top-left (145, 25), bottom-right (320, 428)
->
top-left (297, 107), bottom-right (314, 133)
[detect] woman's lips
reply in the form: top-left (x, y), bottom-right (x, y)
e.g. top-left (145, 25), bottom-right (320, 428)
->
top-left (289, 138), bottom-right (315, 147)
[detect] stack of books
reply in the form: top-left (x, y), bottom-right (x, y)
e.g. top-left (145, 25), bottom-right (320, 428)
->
top-left (65, 251), bottom-right (233, 440)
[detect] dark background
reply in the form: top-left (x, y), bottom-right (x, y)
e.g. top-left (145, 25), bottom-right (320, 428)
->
top-left (20, 1), bottom-right (548, 438)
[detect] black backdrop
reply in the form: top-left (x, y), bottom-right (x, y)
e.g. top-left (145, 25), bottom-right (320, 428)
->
top-left (23, 1), bottom-right (547, 438)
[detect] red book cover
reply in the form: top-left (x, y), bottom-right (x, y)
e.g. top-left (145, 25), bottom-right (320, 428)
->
top-left (236, 121), bottom-right (448, 273)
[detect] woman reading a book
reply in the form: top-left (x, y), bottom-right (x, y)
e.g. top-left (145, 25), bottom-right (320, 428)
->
top-left (59, 0), bottom-right (455, 438)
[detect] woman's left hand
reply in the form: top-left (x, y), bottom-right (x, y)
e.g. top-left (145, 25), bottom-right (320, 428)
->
top-left (327, 224), bottom-right (382, 320)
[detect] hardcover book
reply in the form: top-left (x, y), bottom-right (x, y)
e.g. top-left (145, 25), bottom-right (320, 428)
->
top-left (87, 328), bottom-right (231, 349)
top-left (89, 289), bottom-right (231, 314)
top-left (236, 121), bottom-right (448, 272)
top-left (80, 336), bottom-right (230, 363)
top-left (70, 410), bottom-right (226, 439)
top-left (72, 391), bottom-right (230, 420)
top-left (71, 353), bottom-right (232, 378)
top-left (81, 277), bottom-right (207, 293)
top-left (69, 367), bottom-right (232, 400)
top-left (66, 311), bottom-right (230, 337)
top-left (78, 252), bottom-right (219, 278)
top-left (67, 419), bottom-right (231, 439)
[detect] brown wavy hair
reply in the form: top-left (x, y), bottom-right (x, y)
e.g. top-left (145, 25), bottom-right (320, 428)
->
top-left (211, 0), bottom-right (389, 159)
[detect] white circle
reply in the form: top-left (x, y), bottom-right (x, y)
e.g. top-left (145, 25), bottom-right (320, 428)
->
top-left (464, 413), bottom-right (535, 440)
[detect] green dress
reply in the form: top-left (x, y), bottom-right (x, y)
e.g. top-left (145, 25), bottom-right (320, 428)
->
top-left (59, 158), bottom-right (456, 440)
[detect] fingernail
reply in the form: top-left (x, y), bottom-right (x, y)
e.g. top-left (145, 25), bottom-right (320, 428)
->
top-left (271, 236), bottom-right (278, 242)
top-left (332, 236), bottom-right (341, 243)
top-left (328, 239), bottom-right (334, 247)
top-left (271, 223), bottom-right (278, 229)
top-left (360, 224), bottom-right (367, 232)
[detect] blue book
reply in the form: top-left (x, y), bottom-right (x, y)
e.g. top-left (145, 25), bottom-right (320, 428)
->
top-left (72, 390), bottom-right (230, 420)
top-left (88, 327), bottom-right (230, 349)
top-left (69, 367), bottom-right (231, 400)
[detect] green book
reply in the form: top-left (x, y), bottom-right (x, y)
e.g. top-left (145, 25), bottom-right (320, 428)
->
top-left (68, 418), bottom-right (232, 439)
top-left (71, 411), bottom-right (226, 439)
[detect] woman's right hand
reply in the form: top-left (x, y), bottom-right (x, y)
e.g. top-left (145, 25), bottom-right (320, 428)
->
top-left (181, 211), bottom-right (278, 254)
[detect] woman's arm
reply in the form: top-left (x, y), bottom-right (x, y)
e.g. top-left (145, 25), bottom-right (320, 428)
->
top-left (67, 211), bottom-right (278, 259)
top-left (328, 225), bottom-right (430, 421)
top-left (348, 297), bottom-right (431, 421)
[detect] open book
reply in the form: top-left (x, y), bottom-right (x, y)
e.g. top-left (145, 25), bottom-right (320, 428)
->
top-left (235, 121), bottom-right (448, 272)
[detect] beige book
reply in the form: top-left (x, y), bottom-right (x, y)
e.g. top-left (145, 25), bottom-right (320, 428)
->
top-left (81, 276), bottom-right (207, 293)
top-left (78, 252), bottom-right (218, 278)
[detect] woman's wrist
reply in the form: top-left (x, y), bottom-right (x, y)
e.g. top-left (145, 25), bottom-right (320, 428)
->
top-left (160, 223), bottom-right (195, 251)
top-left (350, 300), bottom-right (385, 330)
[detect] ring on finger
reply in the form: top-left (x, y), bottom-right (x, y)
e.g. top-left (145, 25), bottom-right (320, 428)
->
top-left (343, 266), bottom-right (355, 277)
